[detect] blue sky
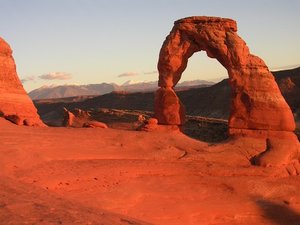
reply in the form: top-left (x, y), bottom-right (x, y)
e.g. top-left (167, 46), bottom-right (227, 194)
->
top-left (0, 0), bottom-right (299, 91)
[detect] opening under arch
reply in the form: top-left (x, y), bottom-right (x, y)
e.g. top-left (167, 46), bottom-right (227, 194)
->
top-left (181, 51), bottom-right (227, 84)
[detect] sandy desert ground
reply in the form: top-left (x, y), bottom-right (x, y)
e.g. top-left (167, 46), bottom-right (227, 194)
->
top-left (1, 118), bottom-right (300, 225)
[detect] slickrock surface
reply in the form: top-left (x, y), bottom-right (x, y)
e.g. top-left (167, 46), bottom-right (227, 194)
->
top-left (1, 118), bottom-right (300, 225)
top-left (0, 37), bottom-right (44, 126)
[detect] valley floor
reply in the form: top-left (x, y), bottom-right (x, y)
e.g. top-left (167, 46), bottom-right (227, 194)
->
top-left (1, 118), bottom-right (300, 225)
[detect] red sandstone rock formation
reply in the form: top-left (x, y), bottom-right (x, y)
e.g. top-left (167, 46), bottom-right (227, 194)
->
top-left (154, 87), bottom-right (185, 125)
top-left (63, 108), bottom-right (108, 128)
top-left (139, 118), bottom-right (159, 131)
top-left (155, 16), bottom-right (299, 166)
top-left (0, 37), bottom-right (45, 126)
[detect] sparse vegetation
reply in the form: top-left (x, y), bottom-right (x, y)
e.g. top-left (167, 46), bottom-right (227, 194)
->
top-left (182, 116), bottom-right (228, 143)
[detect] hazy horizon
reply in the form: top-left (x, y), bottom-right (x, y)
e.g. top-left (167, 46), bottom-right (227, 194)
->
top-left (1, 0), bottom-right (299, 92)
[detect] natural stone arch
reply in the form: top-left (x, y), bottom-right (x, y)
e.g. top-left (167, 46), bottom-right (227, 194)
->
top-left (154, 16), bottom-right (299, 166)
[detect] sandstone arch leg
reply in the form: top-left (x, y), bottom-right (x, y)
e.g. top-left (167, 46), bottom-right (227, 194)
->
top-left (154, 87), bottom-right (185, 125)
top-left (154, 16), bottom-right (299, 166)
top-left (154, 29), bottom-right (200, 125)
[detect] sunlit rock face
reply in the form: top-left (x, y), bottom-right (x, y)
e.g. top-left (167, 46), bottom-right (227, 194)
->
top-left (155, 16), bottom-right (299, 166)
top-left (0, 37), bottom-right (45, 126)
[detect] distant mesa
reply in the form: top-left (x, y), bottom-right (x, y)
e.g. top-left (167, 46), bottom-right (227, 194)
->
top-left (154, 16), bottom-right (300, 166)
top-left (0, 37), bottom-right (45, 126)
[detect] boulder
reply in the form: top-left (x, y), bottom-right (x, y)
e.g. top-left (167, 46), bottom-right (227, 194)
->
top-left (63, 108), bottom-right (107, 128)
top-left (83, 121), bottom-right (108, 128)
top-left (139, 118), bottom-right (158, 131)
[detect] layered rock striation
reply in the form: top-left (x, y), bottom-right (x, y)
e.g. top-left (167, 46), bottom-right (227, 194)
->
top-left (155, 16), bottom-right (299, 166)
top-left (0, 37), bottom-right (44, 126)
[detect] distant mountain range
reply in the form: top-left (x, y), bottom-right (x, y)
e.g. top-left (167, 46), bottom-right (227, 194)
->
top-left (29, 80), bottom-right (215, 100)
top-left (33, 67), bottom-right (300, 126)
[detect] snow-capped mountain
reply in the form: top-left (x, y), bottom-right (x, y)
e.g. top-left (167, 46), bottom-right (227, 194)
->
top-left (29, 79), bottom-right (215, 100)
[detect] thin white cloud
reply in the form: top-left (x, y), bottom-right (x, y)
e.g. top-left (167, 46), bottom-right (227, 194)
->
top-left (39, 72), bottom-right (72, 80)
top-left (118, 72), bottom-right (139, 78)
top-left (21, 75), bottom-right (35, 83)
top-left (144, 71), bottom-right (158, 75)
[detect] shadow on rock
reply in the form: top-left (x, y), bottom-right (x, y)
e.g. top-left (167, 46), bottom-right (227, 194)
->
top-left (256, 199), bottom-right (300, 225)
